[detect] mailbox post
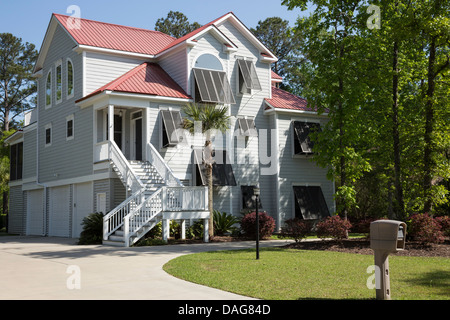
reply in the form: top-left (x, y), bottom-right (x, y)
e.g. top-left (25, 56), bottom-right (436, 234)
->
top-left (370, 220), bottom-right (406, 300)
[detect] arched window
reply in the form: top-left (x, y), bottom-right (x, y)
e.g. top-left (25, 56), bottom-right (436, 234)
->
top-left (67, 59), bottom-right (74, 97)
top-left (192, 53), bottom-right (235, 104)
top-left (46, 71), bottom-right (52, 107)
top-left (194, 53), bottom-right (223, 71)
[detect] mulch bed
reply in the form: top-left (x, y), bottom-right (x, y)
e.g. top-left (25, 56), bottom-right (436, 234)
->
top-left (284, 238), bottom-right (450, 258)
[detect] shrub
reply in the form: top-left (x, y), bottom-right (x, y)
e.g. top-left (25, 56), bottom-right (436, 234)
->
top-left (240, 211), bottom-right (275, 240)
top-left (213, 210), bottom-right (240, 236)
top-left (435, 216), bottom-right (450, 237)
top-left (78, 212), bottom-right (104, 245)
top-left (281, 218), bottom-right (312, 242)
top-left (316, 215), bottom-right (352, 240)
top-left (409, 213), bottom-right (444, 244)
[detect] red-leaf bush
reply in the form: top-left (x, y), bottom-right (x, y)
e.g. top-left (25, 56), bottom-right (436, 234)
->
top-left (282, 218), bottom-right (312, 242)
top-left (409, 213), bottom-right (444, 244)
top-left (316, 215), bottom-right (352, 240)
top-left (240, 211), bottom-right (275, 240)
top-left (435, 216), bottom-right (450, 237)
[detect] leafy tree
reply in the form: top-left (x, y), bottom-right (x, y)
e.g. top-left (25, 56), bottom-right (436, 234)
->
top-left (250, 17), bottom-right (303, 92)
top-left (182, 103), bottom-right (230, 238)
top-left (0, 33), bottom-right (37, 132)
top-left (154, 11), bottom-right (201, 38)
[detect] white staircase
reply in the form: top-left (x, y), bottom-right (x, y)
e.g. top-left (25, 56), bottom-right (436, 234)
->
top-left (102, 141), bottom-right (209, 247)
top-left (103, 160), bottom-right (164, 246)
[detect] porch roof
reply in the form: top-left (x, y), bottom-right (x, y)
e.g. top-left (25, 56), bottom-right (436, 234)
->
top-left (76, 62), bottom-right (191, 103)
top-left (264, 87), bottom-right (328, 113)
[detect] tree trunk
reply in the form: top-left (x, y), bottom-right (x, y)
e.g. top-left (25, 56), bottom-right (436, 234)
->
top-left (423, 37), bottom-right (436, 213)
top-left (391, 40), bottom-right (405, 220)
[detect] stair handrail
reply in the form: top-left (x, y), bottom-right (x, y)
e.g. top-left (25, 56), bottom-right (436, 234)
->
top-left (146, 142), bottom-right (183, 187)
top-left (103, 188), bottom-right (144, 240)
top-left (123, 187), bottom-right (164, 246)
top-left (110, 140), bottom-right (145, 193)
top-left (103, 140), bottom-right (146, 241)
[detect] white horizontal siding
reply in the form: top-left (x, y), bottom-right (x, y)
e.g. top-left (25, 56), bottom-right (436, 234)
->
top-left (84, 52), bottom-right (144, 95)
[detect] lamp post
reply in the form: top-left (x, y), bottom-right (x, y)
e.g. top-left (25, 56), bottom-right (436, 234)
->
top-left (254, 187), bottom-right (260, 260)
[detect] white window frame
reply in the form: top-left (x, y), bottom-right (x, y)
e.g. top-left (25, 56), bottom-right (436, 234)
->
top-left (66, 58), bottom-right (74, 99)
top-left (66, 114), bottom-right (74, 141)
top-left (55, 60), bottom-right (63, 105)
top-left (45, 123), bottom-right (52, 147)
top-left (45, 70), bottom-right (52, 109)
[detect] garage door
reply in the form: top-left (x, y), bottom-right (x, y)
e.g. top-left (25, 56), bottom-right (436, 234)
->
top-left (73, 182), bottom-right (93, 238)
top-left (49, 186), bottom-right (71, 237)
top-left (27, 189), bottom-right (45, 236)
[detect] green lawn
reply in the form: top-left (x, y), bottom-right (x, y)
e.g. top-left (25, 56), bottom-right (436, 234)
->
top-left (163, 248), bottom-right (450, 300)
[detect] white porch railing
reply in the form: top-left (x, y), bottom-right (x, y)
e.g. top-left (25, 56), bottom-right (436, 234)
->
top-left (163, 186), bottom-right (208, 212)
top-left (110, 140), bottom-right (144, 194)
top-left (103, 189), bottom-right (144, 240)
top-left (146, 142), bottom-right (183, 187)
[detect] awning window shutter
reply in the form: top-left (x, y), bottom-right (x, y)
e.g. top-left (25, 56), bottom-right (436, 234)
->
top-left (293, 121), bottom-right (321, 154)
top-left (193, 68), bottom-right (235, 104)
top-left (237, 118), bottom-right (258, 137)
top-left (193, 149), bottom-right (236, 186)
top-left (237, 59), bottom-right (261, 91)
top-left (293, 186), bottom-right (330, 220)
top-left (161, 110), bottom-right (183, 147)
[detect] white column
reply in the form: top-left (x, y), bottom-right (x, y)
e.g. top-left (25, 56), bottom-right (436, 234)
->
top-left (162, 219), bottom-right (170, 242)
top-left (108, 104), bottom-right (114, 144)
top-left (180, 220), bottom-right (186, 240)
top-left (203, 218), bottom-right (209, 243)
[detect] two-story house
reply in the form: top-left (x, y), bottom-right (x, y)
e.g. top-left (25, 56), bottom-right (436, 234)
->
top-left (6, 12), bottom-right (335, 246)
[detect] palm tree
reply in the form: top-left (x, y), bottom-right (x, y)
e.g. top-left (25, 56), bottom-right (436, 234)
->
top-left (182, 103), bottom-right (230, 238)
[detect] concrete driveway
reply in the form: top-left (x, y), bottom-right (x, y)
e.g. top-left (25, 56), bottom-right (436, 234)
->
top-left (0, 236), bottom-right (292, 300)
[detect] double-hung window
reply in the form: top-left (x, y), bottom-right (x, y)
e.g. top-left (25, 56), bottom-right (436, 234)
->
top-left (45, 124), bottom-right (52, 146)
top-left (66, 114), bottom-right (74, 140)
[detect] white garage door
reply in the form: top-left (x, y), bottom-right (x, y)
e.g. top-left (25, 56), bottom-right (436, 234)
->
top-left (27, 189), bottom-right (45, 236)
top-left (49, 185), bottom-right (71, 237)
top-left (73, 182), bottom-right (93, 238)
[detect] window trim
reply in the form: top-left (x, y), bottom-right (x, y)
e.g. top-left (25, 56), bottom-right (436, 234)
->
top-left (45, 123), bottom-right (52, 147)
top-left (45, 70), bottom-right (52, 109)
top-left (66, 114), bottom-right (74, 141)
top-left (55, 60), bottom-right (63, 104)
top-left (66, 58), bottom-right (74, 99)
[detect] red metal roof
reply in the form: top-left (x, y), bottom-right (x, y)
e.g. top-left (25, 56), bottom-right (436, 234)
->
top-left (54, 14), bottom-right (176, 56)
top-left (271, 70), bottom-right (283, 80)
top-left (157, 12), bottom-right (236, 54)
top-left (265, 87), bottom-right (317, 112)
top-left (77, 62), bottom-right (191, 102)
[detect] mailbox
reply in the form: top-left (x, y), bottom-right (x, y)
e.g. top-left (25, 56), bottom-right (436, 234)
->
top-left (370, 220), bottom-right (406, 253)
top-left (370, 220), bottom-right (407, 300)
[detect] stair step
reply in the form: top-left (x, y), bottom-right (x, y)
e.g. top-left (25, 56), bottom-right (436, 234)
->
top-left (103, 240), bottom-right (126, 247)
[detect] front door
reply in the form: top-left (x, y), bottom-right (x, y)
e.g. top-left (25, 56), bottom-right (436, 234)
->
top-left (135, 118), bottom-right (143, 161)
top-left (131, 111), bottom-right (143, 161)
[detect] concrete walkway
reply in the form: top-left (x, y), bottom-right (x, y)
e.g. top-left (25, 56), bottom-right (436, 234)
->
top-left (0, 236), bottom-right (293, 300)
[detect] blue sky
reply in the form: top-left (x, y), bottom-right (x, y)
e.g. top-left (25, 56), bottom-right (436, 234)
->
top-left (0, 0), bottom-right (312, 49)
